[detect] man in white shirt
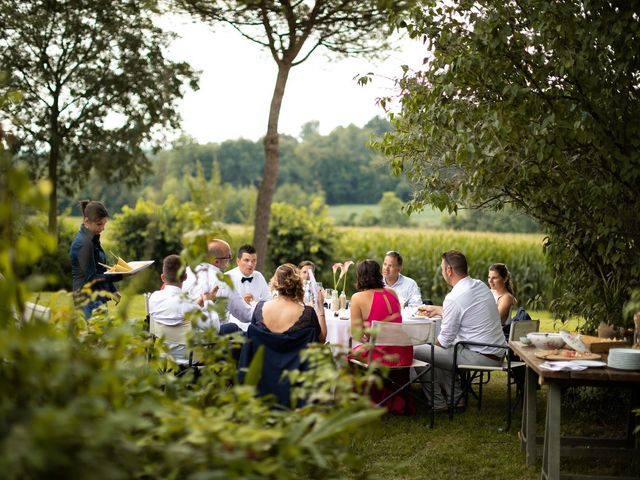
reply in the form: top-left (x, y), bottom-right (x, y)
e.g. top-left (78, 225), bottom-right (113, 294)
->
top-left (149, 254), bottom-right (220, 365)
top-left (414, 250), bottom-right (506, 410)
top-left (227, 244), bottom-right (271, 331)
top-left (182, 239), bottom-right (253, 333)
top-left (382, 250), bottom-right (421, 306)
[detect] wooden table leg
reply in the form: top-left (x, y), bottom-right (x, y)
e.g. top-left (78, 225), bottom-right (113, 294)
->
top-left (542, 383), bottom-right (561, 480)
top-left (522, 365), bottom-right (537, 464)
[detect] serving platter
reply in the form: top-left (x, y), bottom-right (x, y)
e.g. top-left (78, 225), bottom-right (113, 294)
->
top-left (104, 260), bottom-right (154, 276)
top-left (534, 349), bottom-right (601, 361)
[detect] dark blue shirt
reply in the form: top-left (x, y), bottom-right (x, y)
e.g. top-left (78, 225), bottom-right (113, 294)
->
top-left (69, 224), bottom-right (120, 294)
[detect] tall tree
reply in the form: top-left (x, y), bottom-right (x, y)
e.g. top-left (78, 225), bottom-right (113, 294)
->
top-left (0, 0), bottom-right (198, 233)
top-left (177, 0), bottom-right (410, 270)
top-left (378, 0), bottom-right (640, 330)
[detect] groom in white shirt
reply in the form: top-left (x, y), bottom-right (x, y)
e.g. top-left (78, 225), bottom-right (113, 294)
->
top-left (227, 244), bottom-right (271, 331)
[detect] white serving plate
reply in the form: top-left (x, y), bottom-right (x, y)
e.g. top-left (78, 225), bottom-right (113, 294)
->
top-left (104, 260), bottom-right (154, 276)
top-left (572, 360), bottom-right (607, 368)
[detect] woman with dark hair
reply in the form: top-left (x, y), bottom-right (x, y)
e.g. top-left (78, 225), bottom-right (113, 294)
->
top-left (69, 200), bottom-right (122, 318)
top-left (349, 259), bottom-right (412, 367)
top-left (488, 263), bottom-right (515, 325)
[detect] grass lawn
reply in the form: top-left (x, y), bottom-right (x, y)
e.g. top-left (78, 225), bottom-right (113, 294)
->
top-left (29, 292), bottom-right (636, 479)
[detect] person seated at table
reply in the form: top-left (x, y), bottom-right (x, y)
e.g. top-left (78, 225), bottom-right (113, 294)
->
top-left (298, 260), bottom-right (325, 306)
top-left (349, 259), bottom-right (414, 414)
top-left (238, 263), bottom-right (326, 407)
top-left (382, 250), bottom-right (421, 307)
top-left (350, 259), bottom-right (413, 367)
top-left (415, 250), bottom-right (506, 411)
top-left (149, 254), bottom-right (220, 366)
top-left (227, 244), bottom-right (271, 331)
top-left (488, 263), bottom-right (516, 326)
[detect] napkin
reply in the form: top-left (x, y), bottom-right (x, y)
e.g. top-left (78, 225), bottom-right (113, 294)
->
top-left (539, 361), bottom-right (588, 372)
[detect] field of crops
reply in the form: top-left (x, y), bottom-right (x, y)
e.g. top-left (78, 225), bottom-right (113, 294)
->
top-left (327, 204), bottom-right (448, 229)
top-left (222, 224), bottom-right (549, 308)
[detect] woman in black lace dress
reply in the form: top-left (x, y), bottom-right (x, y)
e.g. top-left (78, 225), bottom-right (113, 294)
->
top-left (252, 263), bottom-right (326, 342)
top-left (240, 264), bottom-right (326, 407)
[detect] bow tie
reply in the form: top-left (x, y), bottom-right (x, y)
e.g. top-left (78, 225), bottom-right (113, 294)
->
top-left (241, 276), bottom-right (253, 283)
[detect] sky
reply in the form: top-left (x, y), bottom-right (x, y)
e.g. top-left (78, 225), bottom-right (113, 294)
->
top-left (160, 15), bottom-right (427, 144)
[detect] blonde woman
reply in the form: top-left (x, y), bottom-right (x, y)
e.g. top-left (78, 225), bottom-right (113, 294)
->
top-left (240, 263), bottom-right (326, 407)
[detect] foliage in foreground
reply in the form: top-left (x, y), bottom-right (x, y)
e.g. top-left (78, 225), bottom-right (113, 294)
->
top-left (0, 128), bottom-right (381, 479)
top-left (381, 0), bottom-right (640, 331)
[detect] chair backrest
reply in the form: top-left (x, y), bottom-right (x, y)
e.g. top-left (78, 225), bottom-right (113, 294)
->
top-left (370, 320), bottom-right (436, 347)
top-left (238, 324), bottom-right (319, 408)
top-left (508, 319), bottom-right (540, 341)
top-left (144, 292), bottom-right (152, 333)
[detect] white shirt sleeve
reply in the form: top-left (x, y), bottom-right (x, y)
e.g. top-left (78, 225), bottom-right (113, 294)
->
top-left (197, 300), bottom-right (221, 333)
top-left (227, 289), bottom-right (255, 323)
top-left (254, 273), bottom-right (272, 302)
top-left (437, 297), bottom-right (463, 348)
top-left (406, 278), bottom-right (422, 301)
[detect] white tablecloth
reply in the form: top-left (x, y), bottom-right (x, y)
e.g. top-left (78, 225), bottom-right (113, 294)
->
top-left (324, 308), bottom-right (441, 348)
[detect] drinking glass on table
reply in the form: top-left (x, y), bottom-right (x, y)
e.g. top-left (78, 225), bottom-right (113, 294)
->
top-left (408, 295), bottom-right (422, 308)
top-left (324, 288), bottom-right (334, 308)
top-left (397, 295), bottom-right (406, 309)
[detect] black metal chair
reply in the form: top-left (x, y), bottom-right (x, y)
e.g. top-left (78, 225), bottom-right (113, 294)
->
top-left (350, 319), bottom-right (437, 427)
top-left (450, 319), bottom-right (540, 431)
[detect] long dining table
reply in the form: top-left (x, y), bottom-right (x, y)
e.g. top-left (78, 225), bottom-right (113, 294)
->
top-left (509, 341), bottom-right (640, 480)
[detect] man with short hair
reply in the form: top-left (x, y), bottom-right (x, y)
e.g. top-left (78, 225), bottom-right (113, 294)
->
top-left (414, 250), bottom-right (506, 410)
top-left (227, 244), bottom-right (271, 331)
top-left (182, 239), bottom-right (252, 332)
top-left (149, 254), bottom-right (220, 365)
top-left (382, 250), bottom-right (421, 306)
top-left (227, 244), bottom-right (271, 305)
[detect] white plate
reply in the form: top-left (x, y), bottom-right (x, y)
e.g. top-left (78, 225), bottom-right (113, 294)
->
top-left (104, 260), bottom-right (154, 276)
top-left (572, 360), bottom-right (607, 368)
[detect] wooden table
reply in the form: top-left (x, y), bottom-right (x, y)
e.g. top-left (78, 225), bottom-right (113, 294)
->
top-left (509, 341), bottom-right (640, 480)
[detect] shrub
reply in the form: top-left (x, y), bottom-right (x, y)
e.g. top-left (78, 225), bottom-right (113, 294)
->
top-left (267, 201), bottom-right (336, 275)
top-left (378, 191), bottom-right (412, 227)
top-left (19, 214), bottom-right (75, 291)
top-left (108, 197), bottom-right (184, 293)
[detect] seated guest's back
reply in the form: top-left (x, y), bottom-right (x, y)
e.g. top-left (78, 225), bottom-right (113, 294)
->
top-left (149, 254), bottom-right (219, 364)
top-left (238, 263), bottom-right (326, 407)
top-left (350, 259), bottom-right (413, 367)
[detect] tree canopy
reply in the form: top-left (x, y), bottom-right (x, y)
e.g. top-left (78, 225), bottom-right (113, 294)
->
top-left (0, 0), bottom-right (198, 233)
top-left (378, 0), bottom-right (640, 329)
top-left (176, 0), bottom-right (412, 270)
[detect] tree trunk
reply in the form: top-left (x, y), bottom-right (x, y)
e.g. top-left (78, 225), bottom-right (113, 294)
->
top-left (48, 106), bottom-right (60, 235)
top-left (48, 150), bottom-right (58, 235)
top-left (253, 63), bottom-right (291, 272)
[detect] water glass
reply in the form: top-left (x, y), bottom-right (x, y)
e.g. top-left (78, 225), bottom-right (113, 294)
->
top-left (408, 295), bottom-right (422, 308)
top-left (324, 288), bottom-right (334, 308)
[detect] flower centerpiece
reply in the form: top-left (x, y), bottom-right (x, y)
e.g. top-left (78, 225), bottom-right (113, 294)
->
top-left (332, 261), bottom-right (353, 310)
